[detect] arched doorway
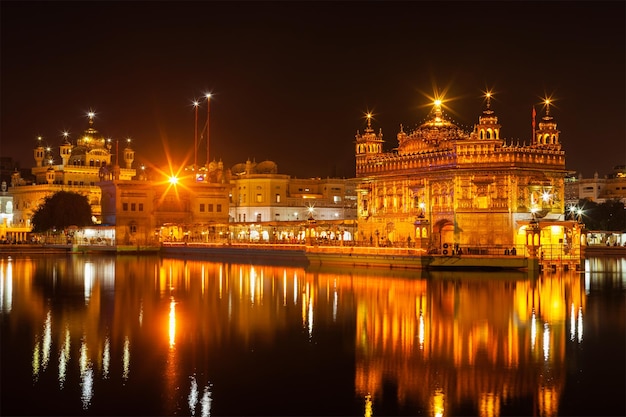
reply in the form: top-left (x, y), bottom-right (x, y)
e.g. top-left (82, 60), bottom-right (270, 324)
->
top-left (432, 219), bottom-right (454, 251)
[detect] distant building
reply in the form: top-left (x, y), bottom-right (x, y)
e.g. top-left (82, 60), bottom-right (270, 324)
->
top-left (9, 113), bottom-right (136, 228)
top-left (228, 159), bottom-right (358, 242)
top-left (354, 95), bottom-right (581, 257)
top-left (99, 165), bottom-right (231, 245)
top-left (565, 166), bottom-right (626, 207)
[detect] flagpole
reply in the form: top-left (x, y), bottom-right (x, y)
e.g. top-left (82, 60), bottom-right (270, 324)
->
top-left (530, 106), bottom-right (537, 145)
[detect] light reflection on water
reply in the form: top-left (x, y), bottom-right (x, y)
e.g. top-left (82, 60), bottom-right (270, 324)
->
top-left (0, 254), bottom-right (624, 416)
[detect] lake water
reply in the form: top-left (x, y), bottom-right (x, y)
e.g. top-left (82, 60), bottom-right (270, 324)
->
top-left (1, 254), bottom-right (624, 416)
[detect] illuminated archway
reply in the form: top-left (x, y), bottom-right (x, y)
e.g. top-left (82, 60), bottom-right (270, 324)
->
top-left (432, 219), bottom-right (454, 249)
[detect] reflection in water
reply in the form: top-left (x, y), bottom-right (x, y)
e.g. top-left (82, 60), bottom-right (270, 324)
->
top-left (0, 255), bottom-right (623, 416)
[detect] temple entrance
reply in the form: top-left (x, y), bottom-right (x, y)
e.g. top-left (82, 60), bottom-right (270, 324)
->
top-left (432, 219), bottom-right (454, 252)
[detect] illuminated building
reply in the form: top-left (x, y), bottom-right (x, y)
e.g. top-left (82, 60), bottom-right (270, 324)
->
top-left (355, 95), bottom-right (582, 259)
top-left (0, 181), bottom-right (28, 242)
top-left (99, 164), bottom-right (231, 245)
top-left (9, 113), bottom-right (136, 227)
top-left (228, 159), bottom-right (358, 241)
top-left (565, 165), bottom-right (626, 206)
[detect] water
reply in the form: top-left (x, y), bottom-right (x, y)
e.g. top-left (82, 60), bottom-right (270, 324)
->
top-left (1, 254), bottom-right (624, 416)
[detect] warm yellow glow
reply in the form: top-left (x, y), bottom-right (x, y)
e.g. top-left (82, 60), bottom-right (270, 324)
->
top-left (365, 394), bottom-right (373, 417)
top-left (434, 99), bottom-right (442, 107)
top-left (192, 100), bottom-right (199, 107)
top-left (169, 176), bottom-right (179, 185)
top-left (432, 388), bottom-right (445, 417)
top-left (169, 297), bottom-right (176, 347)
top-left (205, 93), bottom-right (212, 99)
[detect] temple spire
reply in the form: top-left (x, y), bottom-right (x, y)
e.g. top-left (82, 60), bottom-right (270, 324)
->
top-left (87, 110), bottom-right (95, 126)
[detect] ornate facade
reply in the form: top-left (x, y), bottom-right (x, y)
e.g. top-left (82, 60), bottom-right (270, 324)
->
top-left (565, 165), bottom-right (626, 206)
top-left (355, 96), bottom-right (575, 254)
top-left (10, 113), bottom-right (136, 227)
top-left (228, 159), bottom-right (358, 242)
top-left (99, 171), bottom-right (231, 245)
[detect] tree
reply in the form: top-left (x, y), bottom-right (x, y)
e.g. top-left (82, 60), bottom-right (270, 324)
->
top-left (576, 198), bottom-right (626, 231)
top-left (31, 191), bottom-right (93, 233)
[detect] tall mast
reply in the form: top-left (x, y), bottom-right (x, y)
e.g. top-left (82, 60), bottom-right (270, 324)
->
top-left (193, 100), bottom-right (199, 171)
top-left (206, 93), bottom-right (211, 167)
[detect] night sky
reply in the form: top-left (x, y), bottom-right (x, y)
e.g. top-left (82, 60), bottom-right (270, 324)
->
top-left (1, 1), bottom-right (624, 179)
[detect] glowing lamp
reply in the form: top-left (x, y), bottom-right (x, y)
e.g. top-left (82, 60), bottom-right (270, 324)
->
top-left (169, 176), bottom-right (179, 185)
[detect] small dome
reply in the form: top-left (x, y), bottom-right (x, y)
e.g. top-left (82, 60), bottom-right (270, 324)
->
top-left (255, 160), bottom-right (278, 174)
top-left (231, 163), bottom-right (247, 175)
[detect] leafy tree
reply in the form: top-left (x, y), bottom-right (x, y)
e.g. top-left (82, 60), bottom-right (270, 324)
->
top-left (31, 191), bottom-right (93, 233)
top-left (575, 199), bottom-right (626, 231)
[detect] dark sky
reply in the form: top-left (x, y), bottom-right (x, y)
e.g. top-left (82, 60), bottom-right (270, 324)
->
top-left (1, 1), bottom-right (624, 179)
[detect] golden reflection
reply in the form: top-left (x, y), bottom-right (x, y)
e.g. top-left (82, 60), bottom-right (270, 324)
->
top-left (293, 272), bottom-right (298, 305)
top-left (58, 326), bottom-right (71, 388)
top-left (577, 307), bottom-right (583, 343)
top-left (364, 393), bottom-right (372, 417)
top-left (250, 266), bottom-right (256, 304)
top-left (122, 336), bottom-right (130, 381)
top-left (32, 335), bottom-right (40, 380)
top-left (0, 257), bottom-right (13, 312)
top-left (283, 271), bottom-right (288, 306)
top-left (543, 323), bottom-right (550, 361)
top-left (200, 383), bottom-right (213, 417)
top-left (431, 388), bottom-right (445, 417)
top-left (351, 268), bottom-right (583, 416)
top-left (80, 337), bottom-right (94, 409)
top-left (189, 375), bottom-right (199, 415)
top-left (188, 375), bottom-right (213, 417)
top-left (169, 297), bottom-right (176, 347)
top-left (479, 392), bottom-right (500, 417)
top-left (307, 285), bottom-right (314, 338)
top-left (539, 386), bottom-right (559, 417)
top-left (84, 261), bottom-right (95, 303)
top-left (2, 256), bottom-right (594, 416)
top-left (102, 336), bottom-right (110, 379)
top-left (42, 310), bottom-right (52, 370)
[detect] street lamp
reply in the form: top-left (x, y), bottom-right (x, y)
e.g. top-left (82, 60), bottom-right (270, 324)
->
top-left (576, 208), bottom-right (583, 223)
top-left (205, 93), bottom-right (211, 167)
top-left (192, 99), bottom-right (200, 171)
